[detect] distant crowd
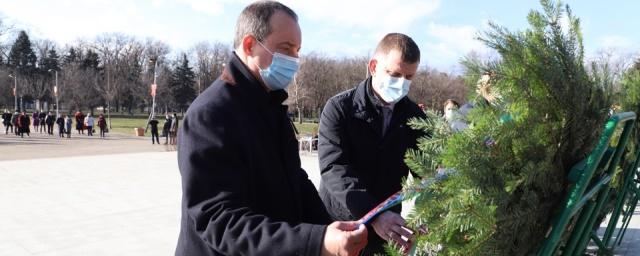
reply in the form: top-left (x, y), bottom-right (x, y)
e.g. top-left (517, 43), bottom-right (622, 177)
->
top-left (2, 109), bottom-right (106, 138)
top-left (146, 113), bottom-right (179, 145)
top-left (1, 109), bottom-right (179, 145)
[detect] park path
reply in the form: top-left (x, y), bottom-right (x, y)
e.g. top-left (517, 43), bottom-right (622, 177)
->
top-left (1, 132), bottom-right (639, 255)
top-left (0, 129), bottom-right (171, 161)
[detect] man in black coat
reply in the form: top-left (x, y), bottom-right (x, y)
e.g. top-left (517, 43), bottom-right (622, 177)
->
top-left (318, 33), bottom-right (427, 254)
top-left (148, 118), bottom-right (160, 144)
top-left (45, 112), bottom-right (55, 135)
top-left (162, 115), bottom-right (171, 144)
top-left (11, 111), bottom-right (19, 136)
top-left (2, 109), bottom-right (12, 134)
top-left (56, 115), bottom-right (65, 138)
top-left (175, 1), bottom-right (367, 256)
top-left (39, 111), bottom-right (47, 133)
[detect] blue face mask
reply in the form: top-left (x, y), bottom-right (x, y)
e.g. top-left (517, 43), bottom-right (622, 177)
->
top-left (256, 41), bottom-right (299, 90)
top-left (373, 74), bottom-right (411, 103)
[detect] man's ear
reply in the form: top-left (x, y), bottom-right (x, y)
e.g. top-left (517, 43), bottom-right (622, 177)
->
top-left (368, 58), bottom-right (377, 77)
top-left (241, 35), bottom-right (256, 56)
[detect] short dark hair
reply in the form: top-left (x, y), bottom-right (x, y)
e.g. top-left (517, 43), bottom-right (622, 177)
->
top-left (444, 99), bottom-right (460, 108)
top-left (374, 33), bottom-right (420, 63)
top-left (233, 1), bottom-right (298, 49)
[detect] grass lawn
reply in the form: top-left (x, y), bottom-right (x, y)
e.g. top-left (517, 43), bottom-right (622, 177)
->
top-left (107, 116), bottom-right (319, 137)
top-left (294, 122), bottom-right (319, 135)
top-left (107, 117), bottom-right (153, 136)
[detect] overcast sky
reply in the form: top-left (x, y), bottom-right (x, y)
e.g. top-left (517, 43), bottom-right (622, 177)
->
top-left (1, 0), bottom-right (638, 72)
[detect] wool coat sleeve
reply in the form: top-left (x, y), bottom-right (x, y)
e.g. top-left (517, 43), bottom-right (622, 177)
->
top-left (318, 97), bottom-right (379, 219)
top-left (178, 103), bottom-right (327, 256)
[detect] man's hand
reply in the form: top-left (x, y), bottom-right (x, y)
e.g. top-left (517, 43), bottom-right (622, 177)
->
top-left (371, 211), bottom-right (414, 249)
top-left (321, 221), bottom-right (368, 256)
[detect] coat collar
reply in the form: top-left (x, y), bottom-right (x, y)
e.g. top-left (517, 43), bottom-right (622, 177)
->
top-left (351, 77), bottom-right (409, 122)
top-left (226, 52), bottom-right (289, 107)
top-left (350, 77), bottom-right (413, 139)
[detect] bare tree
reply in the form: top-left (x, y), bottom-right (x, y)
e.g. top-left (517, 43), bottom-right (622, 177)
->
top-left (0, 17), bottom-right (14, 62)
top-left (92, 33), bottom-right (131, 127)
top-left (118, 38), bottom-right (146, 114)
top-left (409, 68), bottom-right (467, 111)
top-left (288, 72), bottom-right (307, 123)
top-left (32, 39), bottom-right (58, 110)
top-left (0, 23), bottom-right (470, 121)
top-left (143, 38), bottom-right (171, 114)
top-left (60, 62), bottom-right (100, 112)
top-left (588, 48), bottom-right (636, 89)
top-left (191, 41), bottom-right (231, 95)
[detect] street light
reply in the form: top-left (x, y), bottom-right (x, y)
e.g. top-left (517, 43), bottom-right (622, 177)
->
top-left (199, 60), bottom-right (226, 95)
top-left (149, 57), bottom-right (159, 117)
top-left (48, 69), bottom-right (59, 118)
top-left (146, 57), bottom-right (159, 133)
top-left (197, 75), bottom-right (201, 95)
top-left (8, 74), bottom-right (17, 111)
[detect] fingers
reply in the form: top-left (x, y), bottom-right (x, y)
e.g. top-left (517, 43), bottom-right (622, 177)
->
top-left (344, 223), bottom-right (368, 256)
top-left (349, 224), bottom-right (368, 250)
top-left (373, 211), bottom-right (413, 240)
top-left (383, 213), bottom-right (414, 248)
top-left (335, 221), bottom-right (361, 232)
top-left (387, 231), bottom-right (409, 248)
top-left (400, 239), bottom-right (415, 256)
top-left (391, 225), bottom-right (414, 242)
top-left (350, 223), bottom-right (367, 236)
top-left (323, 222), bottom-right (369, 256)
top-left (388, 213), bottom-right (406, 227)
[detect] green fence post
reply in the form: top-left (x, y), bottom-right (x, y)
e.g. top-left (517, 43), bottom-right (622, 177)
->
top-left (538, 112), bottom-right (637, 256)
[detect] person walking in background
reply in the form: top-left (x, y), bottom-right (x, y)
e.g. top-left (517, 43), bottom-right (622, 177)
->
top-left (75, 111), bottom-right (84, 135)
top-left (169, 113), bottom-right (178, 145)
top-left (97, 114), bottom-right (107, 138)
top-left (2, 109), bottom-right (13, 135)
top-left (56, 115), bottom-right (65, 138)
top-left (148, 117), bottom-right (160, 144)
top-left (45, 112), bottom-right (55, 135)
top-left (18, 111), bottom-right (30, 138)
top-left (443, 99), bottom-right (468, 132)
top-left (162, 114), bottom-right (172, 145)
top-left (11, 110), bottom-right (19, 136)
top-left (39, 111), bottom-right (47, 133)
top-left (32, 111), bottom-right (40, 133)
top-left (85, 114), bottom-right (94, 136)
top-left (64, 115), bottom-right (72, 138)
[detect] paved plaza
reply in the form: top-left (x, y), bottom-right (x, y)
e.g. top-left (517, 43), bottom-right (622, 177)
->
top-left (1, 130), bottom-right (639, 255)
top-left (0, 129), bottom-right (171, 161)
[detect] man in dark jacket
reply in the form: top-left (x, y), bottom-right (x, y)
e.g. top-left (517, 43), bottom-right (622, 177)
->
top-left (162, 115), bottom-right (171, 144)
top-left (2, 109), bottom-right (12, 134)
top-left (175, 2), bottom-right (367, 256)
top-left (318, 33), bottom-right (427, 254)
top-left (148, 117), bottom-right (160, 144)
top-left (11, 111), bottom-right (19, 136)
top-left (18, 111), bottom-right (30, 138)
top-left (39, 111), bottom-right (47, 133)
top-left (45, 112), bottom-right (55, 135)
top-left (56, 115), bottom-right (65, 138)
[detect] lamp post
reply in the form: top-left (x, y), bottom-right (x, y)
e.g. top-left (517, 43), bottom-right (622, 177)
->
top-left (149, 57), bottom-right (158, 117)
top-left (48, 69), bottom-right (59, 117)
top-left (107, 66), bottom-right (111, 129)
top-left (145, 57), bottom-right (159, 133)
top-left (8, 74), bottom-right (17, 111)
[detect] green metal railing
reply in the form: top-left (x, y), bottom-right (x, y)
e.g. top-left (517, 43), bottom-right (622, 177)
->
top-left (600, 134), bottom-right (640, 252)
top-left (538, 112), bottom-right (637, 256)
